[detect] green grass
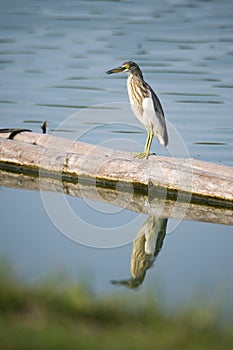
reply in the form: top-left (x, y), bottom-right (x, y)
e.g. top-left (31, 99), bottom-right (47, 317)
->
top-left (0, 265), bottom-right (232, 350)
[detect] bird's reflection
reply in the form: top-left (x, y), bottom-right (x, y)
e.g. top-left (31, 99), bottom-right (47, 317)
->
top-left (111, 216), bottom-right (167, 289)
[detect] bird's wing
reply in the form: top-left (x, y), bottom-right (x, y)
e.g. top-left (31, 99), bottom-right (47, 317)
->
top-left (142, 84), bottom-right (168, 146)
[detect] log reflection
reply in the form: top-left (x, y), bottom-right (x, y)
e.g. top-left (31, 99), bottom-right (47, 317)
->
top-left (0, 169), bottom-right (232, 225)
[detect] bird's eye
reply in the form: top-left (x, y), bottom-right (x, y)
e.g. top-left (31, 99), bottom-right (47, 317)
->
top-left (122, 64), bottom-right (130, 70)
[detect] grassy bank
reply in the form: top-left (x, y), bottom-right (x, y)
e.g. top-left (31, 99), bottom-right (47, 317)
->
top-left (0, 266), bottom-right (232, 350)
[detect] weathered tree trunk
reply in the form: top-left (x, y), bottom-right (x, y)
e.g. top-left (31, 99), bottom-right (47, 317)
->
top-left (0, 130), bottom-right (232, 208)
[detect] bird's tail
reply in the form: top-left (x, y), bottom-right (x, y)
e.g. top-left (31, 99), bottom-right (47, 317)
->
top-left (157, 126), bottom-right (168, 147)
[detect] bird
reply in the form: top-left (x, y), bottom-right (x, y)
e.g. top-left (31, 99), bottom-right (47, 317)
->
top-left (106, 61), bottom-right (168, 159)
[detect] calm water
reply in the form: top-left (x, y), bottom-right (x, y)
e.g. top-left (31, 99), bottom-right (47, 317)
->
top-left (0, 0), bottom-right (233, 317)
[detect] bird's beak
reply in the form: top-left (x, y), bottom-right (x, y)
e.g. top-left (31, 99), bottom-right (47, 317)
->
top-left (106, 66), bottom-right (124, 75)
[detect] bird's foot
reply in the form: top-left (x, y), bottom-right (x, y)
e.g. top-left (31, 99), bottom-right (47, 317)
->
top-left (132, 151), bottom-right (150, 159)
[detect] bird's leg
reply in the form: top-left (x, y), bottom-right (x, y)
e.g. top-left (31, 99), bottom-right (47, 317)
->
top-left (145, 129), bottom-right (153, 155)
top-left (132, 130), bottom-right (153, 159)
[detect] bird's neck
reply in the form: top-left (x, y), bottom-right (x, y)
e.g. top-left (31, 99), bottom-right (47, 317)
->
top-left (127, 73), bottom-right (143, 88)
top-left (128, 70), bottom-right (143, 80)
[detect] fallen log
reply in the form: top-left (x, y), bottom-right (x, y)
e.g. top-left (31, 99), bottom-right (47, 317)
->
top-left (0, 169), bottom-right (232, 225)
top-left (0, 130), bottom-right (232, 208)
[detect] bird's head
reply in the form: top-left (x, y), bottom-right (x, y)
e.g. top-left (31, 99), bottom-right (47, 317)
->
top-left (106, 61), bottom-right (143, 78)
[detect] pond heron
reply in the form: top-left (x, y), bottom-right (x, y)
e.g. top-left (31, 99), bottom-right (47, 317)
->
top-left (106, 61), bottom-right (168, 159)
